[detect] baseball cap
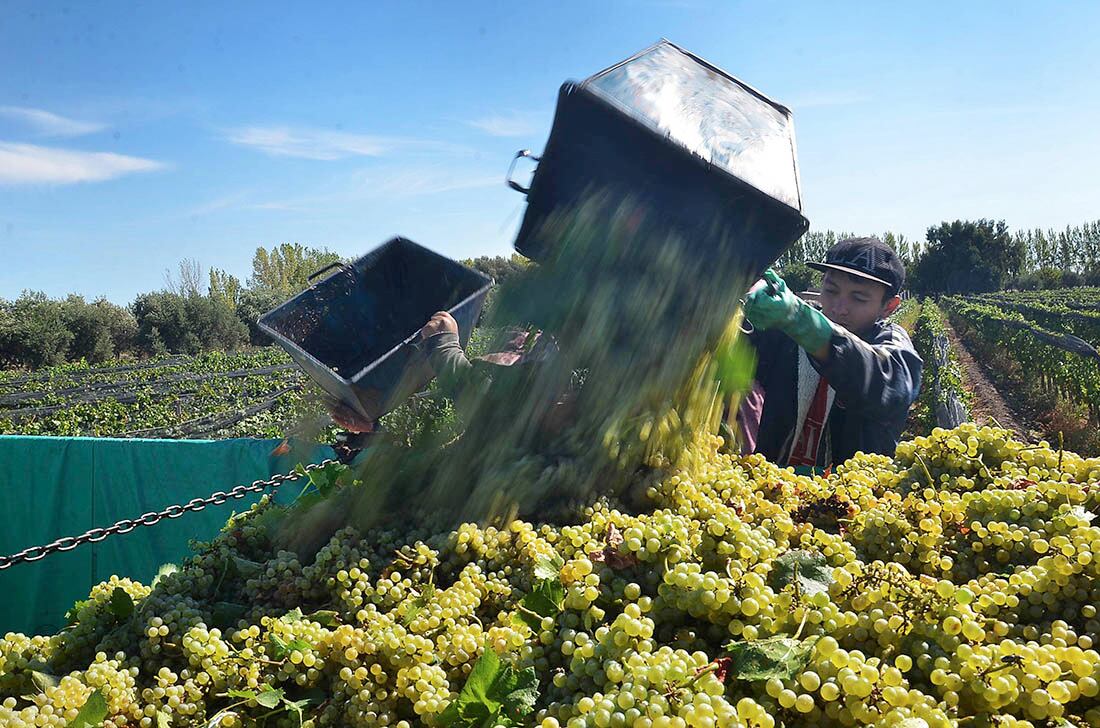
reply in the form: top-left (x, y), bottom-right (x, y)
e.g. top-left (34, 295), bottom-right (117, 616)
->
top-left (807, 236), bottom-right (905, 294)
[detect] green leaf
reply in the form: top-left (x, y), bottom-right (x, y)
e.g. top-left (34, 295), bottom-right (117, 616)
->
top-left (29, 669), bottom-right (58, 693)
top-left (281, 608), bottom-right (304, 624)
top-left (770, 550), bottom-right (833, 597)
top-left (66, 688), bottom-right (108, 728)
top-left (518, 579), bottom-right (564, 629)
top-left (254, 686), bottom-right (284, 709)
top-left (500, 666), bottom-right (539, 722)
top-left (284, 697), bottom-right (312, 725)
top-left (438, 649), bottom-right (540, 727)
top-left (401, 583), bottom-right (436, 626)
top-left (438, 649), bottom-right (504, 726)
top-left (64, 599), bottom-right (91, 625)
top-left (156, 711), bottom-right (171, 728)
top-left (532, 553), bottom-right (563, 582)
top-left (723, 635), bottom-right (820, 682)
top-left (268, 634), bottom-right (290, 658)
top-left (211, 602), bottom-right (248, 627)
top-left (268, 632), bottom-right (311, 659)
top-left (226, 689), bottom-right (257, 700)
top-left (306, 610), bottom-right (340, 627)
top-left (230, 556), bottom-right (262, 578)
top-left (108, 587), bottom-right (134, 620)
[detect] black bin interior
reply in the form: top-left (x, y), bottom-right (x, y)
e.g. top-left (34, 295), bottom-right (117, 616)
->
top-left (259, 238), bottom-right (492, 419)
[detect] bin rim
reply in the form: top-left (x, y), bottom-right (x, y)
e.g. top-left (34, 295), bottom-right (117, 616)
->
top-left (561, 38), bottom-right (806, 218)
top-left (256, 236), bottom-right (494, 390)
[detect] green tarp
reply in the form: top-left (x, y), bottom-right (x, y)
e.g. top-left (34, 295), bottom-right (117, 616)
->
top-left (0, 436), bottom-right (334, 637)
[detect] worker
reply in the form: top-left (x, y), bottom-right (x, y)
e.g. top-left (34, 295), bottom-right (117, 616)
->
top-left (324, 312), bottom-right (565, 447)
top-left (739, 236), bottom-right (922, 472)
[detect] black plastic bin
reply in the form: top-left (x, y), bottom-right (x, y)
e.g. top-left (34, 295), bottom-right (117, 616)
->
top-left (258, 237), bottom-right (494, 421)
top-left (508, 39), bottom-right (809, 274)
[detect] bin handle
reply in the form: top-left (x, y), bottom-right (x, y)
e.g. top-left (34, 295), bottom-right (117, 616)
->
top-left (506, 149), bottom-right (541, 194)
top-left (308, 261), bottom-right (352, 283)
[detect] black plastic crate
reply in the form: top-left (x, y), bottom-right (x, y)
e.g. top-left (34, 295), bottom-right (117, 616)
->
top-left (258, 238), bottom-right (493, 421)
top-left (508, 39), bottom-right (809, 273)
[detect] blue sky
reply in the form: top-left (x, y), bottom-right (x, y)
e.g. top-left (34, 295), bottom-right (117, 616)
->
top-left (2, 2), bottom-right (1098, 304)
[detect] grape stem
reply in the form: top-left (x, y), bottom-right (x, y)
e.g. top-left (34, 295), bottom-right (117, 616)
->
top-left (914, 454), bottom-right (935, 488)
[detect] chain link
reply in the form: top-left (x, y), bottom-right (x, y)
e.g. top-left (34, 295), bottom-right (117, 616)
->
top-left (0, 458), bottom-right (339, 571)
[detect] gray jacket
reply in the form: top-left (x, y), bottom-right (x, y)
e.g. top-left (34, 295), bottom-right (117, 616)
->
top-left (748, 319), bottom-right (923, 467)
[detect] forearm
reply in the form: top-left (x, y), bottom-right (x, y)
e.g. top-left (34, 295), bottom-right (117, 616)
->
top-left (422, 331), bottom-right (475, 397)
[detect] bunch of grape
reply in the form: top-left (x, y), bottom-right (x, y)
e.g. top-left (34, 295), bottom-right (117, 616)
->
top-left (4, 422), bottom-right (1100, 727)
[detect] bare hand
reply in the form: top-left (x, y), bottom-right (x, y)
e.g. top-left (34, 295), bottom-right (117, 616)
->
top-left (420, 310), bottom-right (459, 340)
top-left (323, 396), bottom-right (375, 433)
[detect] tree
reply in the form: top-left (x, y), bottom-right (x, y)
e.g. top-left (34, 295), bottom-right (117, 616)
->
top-left (776, 261), bottom-right (820, 292)
top-left (164, 258), bottom-right (206, 297)
top-left (0, 292), bottom-right (74, 368)
top-left (61, 295), bottom-right (137, 363)
top-left (461, 254), bottom-right (531, 286)
top-left (132, 291), bottom-right (246, 355)
top-left (248, 243), bottom-right (343, 299)
top-left (209, 268), bottom-right (243, 310)
top-left (910, 219), bottom-right (1024, 295)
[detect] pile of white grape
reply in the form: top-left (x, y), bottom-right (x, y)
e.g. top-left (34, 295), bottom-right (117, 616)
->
top-left (3, 422), bottom-right (1100, 727)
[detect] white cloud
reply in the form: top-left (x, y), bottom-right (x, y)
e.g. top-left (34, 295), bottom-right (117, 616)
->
top-left (225, 124), bottom-right (471, 160)
top-left (0, 106), bottom-right (107, 137)
top-left (467, 112), bottom-right (542, 137)
top-left (0, 142), bottom-right (165, 184)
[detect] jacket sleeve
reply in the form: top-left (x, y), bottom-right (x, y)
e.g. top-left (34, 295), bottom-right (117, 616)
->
top-left (810, 322), bottom-right (924, 420)
top-left (422, 331), bottom-right (480, 398)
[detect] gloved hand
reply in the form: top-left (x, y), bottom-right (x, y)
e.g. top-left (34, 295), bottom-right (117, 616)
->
top-left (744, 269), bottom-right (835, 354)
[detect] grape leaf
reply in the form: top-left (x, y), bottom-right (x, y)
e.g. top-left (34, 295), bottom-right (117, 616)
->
top-left (438, 649), bottom-right (540, 727)
top-left (66, 688), bottom-right (108, 728)
top-left (518, 579), bottom-right (564, 629)
top-left (108, 587), bottom-right (134, 620)
top-left (64, 599), bottom-right (91, 625)
top-left (532, 553), bottom-right (563, 582)
top-left (770, 550), bottom-right (832, 596)
top-left (29, 668), bottom-right (58, 693)
top-left (401, 583), bottom-right (436, 626)
top-left (306, 609), bottom-right (341, 627)
top-left (267, 634), bottom-right (311, 659)
top-left (226, 689), bottom-right (257, 700)
top-left (499, 666), bottom-right (539, 722)
top-left (724, 635), bottom-right (820, 681)
top-left (156, 711), bottom-right (171, 728)
top-left (284, 697), bottom-right (312, 724)
top-left (254, 686), bottom-right (284, 709)
top-left (280, 608), bottom-right (304, 624)
top-left (211, 602), bottom-right (248, 627)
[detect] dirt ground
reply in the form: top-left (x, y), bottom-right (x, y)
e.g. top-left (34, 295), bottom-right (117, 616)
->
top-left (942, 319), bottom-right (1033, 441)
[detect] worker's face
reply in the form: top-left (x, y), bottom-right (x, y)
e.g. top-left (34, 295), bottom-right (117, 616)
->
top-left (819, 270), bottom-right (900, 333)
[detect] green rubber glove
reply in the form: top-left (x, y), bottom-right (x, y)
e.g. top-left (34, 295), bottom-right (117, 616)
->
top-left (744, 269), bottom-right (835, 354)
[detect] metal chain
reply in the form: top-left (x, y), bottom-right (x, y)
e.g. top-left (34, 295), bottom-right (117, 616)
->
top-left (0, 458), bottom-right (339, 571)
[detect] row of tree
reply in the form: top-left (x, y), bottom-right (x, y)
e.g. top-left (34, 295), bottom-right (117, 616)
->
top-left (0, 246), bottom-right (529, 370)
top-left (779, 219), bottom-right (1100, 295)
top-left (4, 217), bottom-right (1097, 369)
